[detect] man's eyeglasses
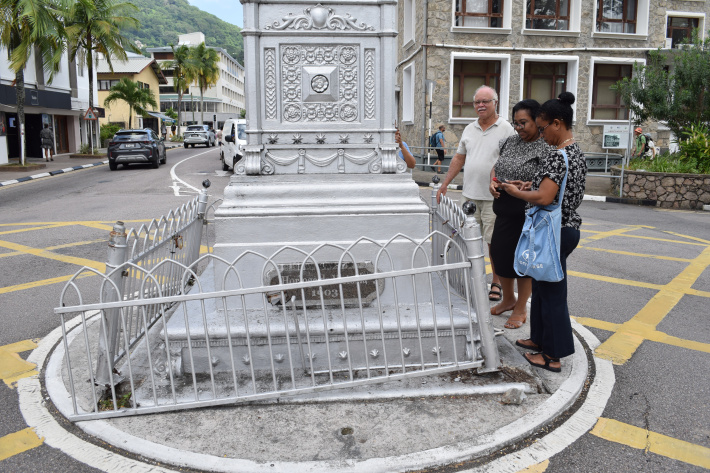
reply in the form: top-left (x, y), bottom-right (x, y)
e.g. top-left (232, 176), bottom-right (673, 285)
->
top-left (474, 99), bottom-right (495, 106)
top-left (538, 123), bottom-right (551, 134)
top-left (511, 122), bottom-right (526, 129)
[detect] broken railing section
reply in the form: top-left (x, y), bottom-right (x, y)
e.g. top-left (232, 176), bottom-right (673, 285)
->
top-left (54, 180), bottom-right (500, 421)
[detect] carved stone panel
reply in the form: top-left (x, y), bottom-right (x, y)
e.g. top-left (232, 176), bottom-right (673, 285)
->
top-left (280, 45), bottom-right (359, 123)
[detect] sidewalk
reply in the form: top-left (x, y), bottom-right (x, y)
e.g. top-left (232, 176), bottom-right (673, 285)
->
top-left (29, 296), bottom-right (612, 473)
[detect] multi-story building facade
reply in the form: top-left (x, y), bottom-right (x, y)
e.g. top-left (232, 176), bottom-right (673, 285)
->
top-left (1, 48), bottom-right (96, 163)
top-left (397, 0), bottom-right (709, 155)
top-left (147, 32), bottom-right (245, 129)
top-left (97, 52), bottom-right (168, 132)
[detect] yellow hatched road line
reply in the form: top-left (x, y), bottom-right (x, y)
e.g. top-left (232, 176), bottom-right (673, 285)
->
top-left (580, 228), bottom-right (707, 247)
top-left (0, 224), bottom-right (65, 236)
top-left (578, 226), bottom-right (640, 245)
top-left (0, 239), bottom-right (105, 272)
top-left (0, 219), bottom-right (153, 227)
top-left (591, 418), bottom-right (710, 469)
top-left (0, 272), bottom-right (95, 295)
top-left (0, 239), bottom-right (104, 260)
top-left (578, 245), bottom-right (693, 263)
top-left (594, 246), bottom-right (710, 364)
top-left (517, 460), bottom-right (549, 472)
top-left (0, 428), bottom-right (43, 461)
top-left (663, 231), bottom-right (710, 245)
top-left (0, 339), bottom-right (38, 388)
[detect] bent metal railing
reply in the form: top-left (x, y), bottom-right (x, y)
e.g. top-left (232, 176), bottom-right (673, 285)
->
top-left (54, 183), bottom-right (499, 421)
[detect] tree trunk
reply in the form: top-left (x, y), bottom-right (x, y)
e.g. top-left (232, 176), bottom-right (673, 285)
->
top-left (200, 87), bottom-right (204, 125)
top-left (15, 69), bottom-right (26, 166)
top-left (87, 42), bottom-right (94, 152)
top-left (177, 91), bottom-right (183, 136)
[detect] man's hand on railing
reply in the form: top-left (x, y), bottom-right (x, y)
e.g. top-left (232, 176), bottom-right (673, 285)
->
top-left (436, 185), bottom-right (446, 204)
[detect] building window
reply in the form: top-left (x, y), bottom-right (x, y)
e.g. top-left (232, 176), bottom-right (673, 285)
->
top-left (591, 63), bottom-right (631, 120)
top-left (523, 62), bottom-right (567, 103)
top-left (98, 79), bottom-right (120, 90)
top-left (455, 0), bottom-right (504, 28)
top-left (667, 17), bottom-right (700, 47)
top-left (451, 59), bottom-right (501, 118)
top-left (526, 0), bottom-right (570, 30)
top-left (403, 0), bottom-right (415, 45)
top-left (402, 63), bottom-right (415, 122)
top-left (596, 0), bottom-right (637, 34)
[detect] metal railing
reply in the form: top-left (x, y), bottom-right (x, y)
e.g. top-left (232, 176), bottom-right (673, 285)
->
top-left (53, 186), bottom-right (500, 421)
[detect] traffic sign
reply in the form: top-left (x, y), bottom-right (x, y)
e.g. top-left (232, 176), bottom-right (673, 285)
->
top-left (84, 108), bottom-right (98, 120)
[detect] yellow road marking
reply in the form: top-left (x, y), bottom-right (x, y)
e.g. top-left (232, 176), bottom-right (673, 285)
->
top-left (0, 219), bottom-right (152, 227)
top-left (578, 245), bottom-right (692, 263)
top-left (0, 428), bottom-right (43, 461)
top-left (578, 226), bottom-right (640, 245)
top-left (0, 272), bottom-right (94, 295)
top-left (0, 239), bottom-right (105, 272)
top-left (0, 224), bottom-right (64, 236)
top-left (579, 228), bottom-right (707, 246)
top-left (0, 340), bottom-right (38, 388)
top-left (517, 460), bottom-right (549, 472)
top-left (0, 239), bottom-right (105, 260)
top-left (663, 231), bottom-right (710, 245)
top-left (78, 222), bottom-right (115, 231)
top-left (568, 270), bottom-right (664, 291)
top-left (572, 317), bottom-right (620, 332)
top-left (595, 246), bottom-right (710, 364)
top-left (591, 418), bottom-right (710, 469)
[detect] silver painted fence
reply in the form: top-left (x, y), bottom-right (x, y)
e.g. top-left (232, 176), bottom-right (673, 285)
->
top-left (54, 185), bottom-right (499, 421)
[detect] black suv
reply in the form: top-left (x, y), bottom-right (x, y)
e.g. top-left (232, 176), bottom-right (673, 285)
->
top-left (107, 129), bottom-right (166, 170)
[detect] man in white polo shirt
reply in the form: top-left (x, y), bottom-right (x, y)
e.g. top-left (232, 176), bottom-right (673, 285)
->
top-left (436, 85), bottom-right (515, 301)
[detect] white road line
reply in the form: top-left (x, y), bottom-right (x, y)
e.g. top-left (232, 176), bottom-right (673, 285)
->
top-left (169, 148), bottom-right (216, 195)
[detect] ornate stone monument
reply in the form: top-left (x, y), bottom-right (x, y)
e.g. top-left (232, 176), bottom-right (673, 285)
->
top-left (214, 0), bottom-right (429, 267)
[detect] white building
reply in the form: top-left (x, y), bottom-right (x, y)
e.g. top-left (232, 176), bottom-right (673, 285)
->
top-left (147, 32), bottom-right (245, 129)
top-left (1, 48), bottom-right (97, 164)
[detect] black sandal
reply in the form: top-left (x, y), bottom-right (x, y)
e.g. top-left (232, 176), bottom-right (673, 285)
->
top-left (524, 352), bottom-right (561, 373)
top-left (488, 282), bottom-right (502, 301)
top-left (516, 339), bottom-right (541, 351)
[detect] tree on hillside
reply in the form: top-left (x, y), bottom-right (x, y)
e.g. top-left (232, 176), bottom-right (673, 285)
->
top-left (0, 0), bottom-right (64, 165)
top-left (167, 43), bottom-right (194, 136)
top-left (188, 42), bottom-right (219, 125)
top-left (615, 32), bottom-right (710, 138)
top-left (64, 0), bottom-right (140, 151)
top-left (103, 78), bottom-right (157, 129)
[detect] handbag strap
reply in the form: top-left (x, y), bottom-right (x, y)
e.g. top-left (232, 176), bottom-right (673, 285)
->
top-left (546, 149), bottom-right (569, 211)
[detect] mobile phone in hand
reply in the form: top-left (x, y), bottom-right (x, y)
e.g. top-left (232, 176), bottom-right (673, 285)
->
top-left (493, 177), bottom-right (509, 184)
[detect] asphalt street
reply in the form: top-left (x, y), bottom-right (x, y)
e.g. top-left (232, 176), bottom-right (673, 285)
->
top-left (0, 146), bottom-right (708, 472)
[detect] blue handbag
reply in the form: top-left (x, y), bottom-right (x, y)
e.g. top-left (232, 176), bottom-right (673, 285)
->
top-left (514, 150), bottom-right (568, 282)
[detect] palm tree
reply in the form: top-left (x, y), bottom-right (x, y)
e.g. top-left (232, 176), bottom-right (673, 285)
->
top-left (103, 78), bottom-right (157, 129)
top-left (166, 43), bottom-right (193, 136)
top-left (0, 0), bottom-right (65, 165)
top-left (63, 0), bottom-right (139, 151)
top-left (188, 42), bottom-right (220, 125)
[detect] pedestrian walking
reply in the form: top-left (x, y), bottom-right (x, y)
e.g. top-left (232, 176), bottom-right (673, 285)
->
top-left (161, 122), bottom-right (167, 139)
top-left (40, 124), bottom-right (54, 161)
top-left (432, 125), bottom-right (446, 174)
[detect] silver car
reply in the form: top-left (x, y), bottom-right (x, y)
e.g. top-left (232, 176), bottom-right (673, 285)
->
top-left (183, 125), bottom-right (216, 148)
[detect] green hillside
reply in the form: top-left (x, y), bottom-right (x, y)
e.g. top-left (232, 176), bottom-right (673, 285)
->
top-left (123, 0), bottom-right (244, 63)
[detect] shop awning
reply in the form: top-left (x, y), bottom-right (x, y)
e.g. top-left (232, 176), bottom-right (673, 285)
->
top-left (146, 111), bottom-right (175, 123)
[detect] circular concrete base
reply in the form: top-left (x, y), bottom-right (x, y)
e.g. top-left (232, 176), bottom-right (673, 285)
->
top-left (21, 316), bottom-right (614, 473)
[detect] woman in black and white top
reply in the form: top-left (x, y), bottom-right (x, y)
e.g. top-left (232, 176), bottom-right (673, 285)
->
top-left (489, 100), bottom-right (552, 330)
top-left (498, 92), bottom-right (587, 373)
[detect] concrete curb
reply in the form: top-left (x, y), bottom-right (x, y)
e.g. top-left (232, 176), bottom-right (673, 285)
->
top-left (0, 145), bottom-right (183, 189)
top-left (0, 161), bottom-right (108, 187)
top-left (24, 313), bottom-right (612, 473)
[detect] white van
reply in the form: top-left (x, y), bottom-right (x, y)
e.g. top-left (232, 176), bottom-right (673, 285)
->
top-left (220, 118), bottom-right (247, 171)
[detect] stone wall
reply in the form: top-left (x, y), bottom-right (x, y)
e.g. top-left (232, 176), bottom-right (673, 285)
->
top-left (611, 168), bottom-right (710, 210)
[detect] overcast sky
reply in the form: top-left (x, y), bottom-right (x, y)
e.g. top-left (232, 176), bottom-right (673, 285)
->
top-left (186, 0), bottom-right (243, 28)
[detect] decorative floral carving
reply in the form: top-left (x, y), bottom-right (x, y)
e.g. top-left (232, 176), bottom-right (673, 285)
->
top-left (340, 104), bottom-right (357, 122)
top-left (363, 133), bottom-right (374, 143)
top-left (316, 133), bottom-right (326, 144)
top-left (310, 74), bottom-right (329, 93)
top-left (284, 104), bottom-right (302, 122)
top-left (339, 134), bottom-right (349, 144)
top-left (365, 49), bottom-right (375, 120)
top-left (267, 134), bottom-right (279, 144)
top-left (264, 49), bottom-right (277, 120)
top-left (282, 46), bottom-right (301, 64)
top-left (292, 134), bottom-right (303, 144)
top-left (265, 4), bottom-right (375, 31)
top-left (339, 47), bottom-right (357, 64)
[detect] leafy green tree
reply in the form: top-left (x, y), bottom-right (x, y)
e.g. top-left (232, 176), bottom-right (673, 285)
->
top-left (103, 78), bottom-right (157, 129)
top-left (615, 31), bottom-right (710, 138)
top-left (240, 109), bottom-right (246, 119)
top-left (0, 0), bottom-right (64, 164)
top-left (164, 107), bottom-right (177, 120)
top-left (64, 0), bottom-right (140, 150)
top-left (188, 42), bottom-right (219, 125)
top-left (166, 43), bottom-right (193, 136)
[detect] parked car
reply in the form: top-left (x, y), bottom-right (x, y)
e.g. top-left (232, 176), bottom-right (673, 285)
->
top-left (107, 129), bottom-right (166, 171)
top-left (220, 118), bottom-right (247, 171)
top-left (184, 124), bottom-right (216, 148)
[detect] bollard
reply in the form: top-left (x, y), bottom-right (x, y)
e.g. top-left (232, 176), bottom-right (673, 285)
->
top-left (461, 201), bottom-right (501, 373)
top-left (430, 175), bottom-right (441, 265)
top-left (197, 179), bottom-right (210, 219)
top-left (95, 221), bottom-right (128, 387)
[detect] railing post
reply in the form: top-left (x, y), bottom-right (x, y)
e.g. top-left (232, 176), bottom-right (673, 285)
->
top-left (430, 175), bottom-right (441, 264)
top-left (95, 221), bottom-right (128, 386)
top-left (461, 201), bottom-right (500, 373)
